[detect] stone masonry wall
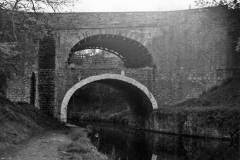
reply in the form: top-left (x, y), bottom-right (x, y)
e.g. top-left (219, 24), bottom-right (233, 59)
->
top-left (0, 42), bottom-right (38, 104)
top-left (2, 7), bottom-right (240, 120)
top-left (38, 36), bottom-right (56, 116)
top-left (53, 7), bottom-right (240, 117)
top-left (54, 54), bottom-right (154, 118)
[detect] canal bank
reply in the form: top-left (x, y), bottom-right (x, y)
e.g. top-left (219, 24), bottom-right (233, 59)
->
top-left (147, 77), bottom-right (240, 139)
top-left (83, 124), bottom-right (240, 160)
top-left (0, 96), bottom-right (108, 160)
top-left (1, 127), bottom-right (109, 160)
top-left (69, 78), bottom-right (240, 140)
top-left (69, 101), bottom-right (240, 140)
top-left (146, 106), bottom-right (240, 140)
top-left (70, 106), bottom-right (240, 140)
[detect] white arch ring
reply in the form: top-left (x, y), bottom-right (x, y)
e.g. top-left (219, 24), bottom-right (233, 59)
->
top-left (60, 74), bottom-right (158, 122)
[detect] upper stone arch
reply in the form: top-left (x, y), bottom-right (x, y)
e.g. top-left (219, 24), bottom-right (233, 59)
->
top-left (68, 34), bottom-right (153, 68)
top-left (60, 73), bottom-right (158, 122)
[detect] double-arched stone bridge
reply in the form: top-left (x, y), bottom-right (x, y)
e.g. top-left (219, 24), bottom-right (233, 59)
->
top-left (3, 7), bottom-right (240, 122)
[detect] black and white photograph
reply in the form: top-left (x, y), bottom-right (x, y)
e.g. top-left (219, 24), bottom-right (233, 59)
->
top-left (0, 0), bottom-right (240, 159)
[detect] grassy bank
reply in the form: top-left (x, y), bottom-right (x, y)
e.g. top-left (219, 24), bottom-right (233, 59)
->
top-left (0, 96), bottom-right (41, 151)
top-left (59, 127), bottom-right (108, 160)
top-left (174, 77), bottom-right (240, 108)
top-left (148, 78), bottom-right (240, 139)
top-left (0, 96), bottom-right (109, 159)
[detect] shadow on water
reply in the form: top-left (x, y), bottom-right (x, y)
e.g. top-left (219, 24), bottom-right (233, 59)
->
top-left (89, 127), bottom-right (152, 160)
top-left (77, 123), bottom-right (240, 160)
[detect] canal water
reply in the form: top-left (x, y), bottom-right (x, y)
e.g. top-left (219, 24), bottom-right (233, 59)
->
top-left (78, 123), bottom-right (240, 160)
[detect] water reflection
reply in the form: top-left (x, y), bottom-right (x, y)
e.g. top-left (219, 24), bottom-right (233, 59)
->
top-left (85, 124), bottom-right (240, 160)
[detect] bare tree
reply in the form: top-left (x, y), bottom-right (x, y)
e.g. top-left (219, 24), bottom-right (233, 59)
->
top-left (195, 0), bottom-right (240, 8)
top-left (0, 0), bottom-right (70, 12)
top-left (0, 0), bottom-right (74, 94)
top-left (0, 0), bottom-right (72, 41)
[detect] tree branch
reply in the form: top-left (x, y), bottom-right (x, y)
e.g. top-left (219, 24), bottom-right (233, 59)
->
top-left (30, 0), bottom-right (36, 12)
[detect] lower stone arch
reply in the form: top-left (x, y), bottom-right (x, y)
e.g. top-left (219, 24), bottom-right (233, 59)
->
top-left (60, 73), bottom-right (158, 122)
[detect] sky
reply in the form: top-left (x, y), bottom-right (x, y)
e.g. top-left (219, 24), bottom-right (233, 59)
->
top-left (62, 0), bottom-right (197, 12)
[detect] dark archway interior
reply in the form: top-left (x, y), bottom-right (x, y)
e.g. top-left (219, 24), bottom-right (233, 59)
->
top-left (69, 34), bottom-right (153, 68)
top-left (67, 79), bottom-right (153, 124)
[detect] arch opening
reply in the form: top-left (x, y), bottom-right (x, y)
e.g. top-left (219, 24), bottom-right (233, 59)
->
top-left (68, 34), bottom-right (153, 68)
top-left (69, 48), bottom-right (124, 69)
top-left (60, 74), bottom-right (158, 123)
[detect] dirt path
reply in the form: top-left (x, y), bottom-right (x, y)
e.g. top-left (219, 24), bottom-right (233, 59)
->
top-left (1, 127), bottom-right (108, 160)
top-left (1, 130), bottom-right (71, 160)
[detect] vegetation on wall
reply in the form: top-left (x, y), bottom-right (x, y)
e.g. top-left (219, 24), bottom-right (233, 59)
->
top-left (0, 0), bottom-right (72, 95)
top-left (152, 77), bottom-right (240, 139)
top-left (0, 46), bottom-right (22, 95)
top-left (195, 0), bottom-right (240, 55)
top-left (195, 0), bottom-right (240, 8)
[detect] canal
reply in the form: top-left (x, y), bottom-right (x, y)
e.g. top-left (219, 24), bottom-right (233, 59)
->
top-left (75, 123), bottom-right (240, 160)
